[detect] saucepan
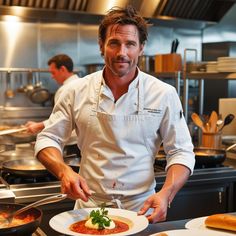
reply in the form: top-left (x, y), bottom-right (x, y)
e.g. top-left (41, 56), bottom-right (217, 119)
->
top-left (0, 194), bottom-right (67, 236)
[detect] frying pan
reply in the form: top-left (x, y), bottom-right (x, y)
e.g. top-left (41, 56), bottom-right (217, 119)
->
top-left (0, 203), bottom-right (42, 236)
top-left (194, 147), bottom-right (226, 166)
top-left (1, 159), bottom-right (50, 177)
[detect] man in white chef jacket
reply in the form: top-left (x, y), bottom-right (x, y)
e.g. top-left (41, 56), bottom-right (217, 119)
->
top-left (25, 54), bottom-right (79, 143)
top-left (35, 6), bottom-right (195, 223)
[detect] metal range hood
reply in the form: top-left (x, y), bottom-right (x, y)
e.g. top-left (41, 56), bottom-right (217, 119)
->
top-left (0, 0), bottom-right (235, 29)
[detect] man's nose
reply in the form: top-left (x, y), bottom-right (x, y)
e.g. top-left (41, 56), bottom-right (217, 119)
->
top-left (117, 44), bottom-right (127, 56)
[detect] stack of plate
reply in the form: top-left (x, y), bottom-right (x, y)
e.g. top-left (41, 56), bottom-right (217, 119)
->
top-left (217, 57), bottom-right (236, 72)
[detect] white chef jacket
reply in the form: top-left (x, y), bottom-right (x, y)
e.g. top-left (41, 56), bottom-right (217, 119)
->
top-left (35, 69), bottom-right (195, 204)
top-left (43, 74), bottom-right (79, 145)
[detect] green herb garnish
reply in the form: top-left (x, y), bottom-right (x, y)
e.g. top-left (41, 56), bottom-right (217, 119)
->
top-left (90, 206), bottom-right (111, 229)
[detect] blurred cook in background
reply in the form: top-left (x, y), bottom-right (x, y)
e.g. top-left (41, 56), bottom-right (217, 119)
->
top-left (25, 54), bottom-right (79, 135)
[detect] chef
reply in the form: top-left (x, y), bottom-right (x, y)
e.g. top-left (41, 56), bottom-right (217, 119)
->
top-left (35, 6), bottom-right (195, 223)
top-left (25, 54), bottom-right (79, 137)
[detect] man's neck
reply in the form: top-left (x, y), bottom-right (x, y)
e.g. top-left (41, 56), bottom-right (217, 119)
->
top-left (103, 68), bottom-right (137, 101)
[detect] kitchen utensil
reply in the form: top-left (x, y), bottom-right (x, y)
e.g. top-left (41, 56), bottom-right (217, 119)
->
top-left (174, 38), bottom-right (179, 53)
top-left (1, 194), bottom-right (67, 225)
top-left (208, 111), bottom-right (218, 132)
top-left (1, 158), bottom-right (51, 177)
top-left (0, 203), bottom-right (42, 236)
top-left (171, 40), bottom-right (175, 53)
top-left (29, 72), bottom-right (50, 104)
top-left (194, 147), bottom-right (226, 166)
top-left (5, 72), bottom-right (15, 98)
top-left (191, 113), bottom-right (207, 132)
top-left (201, 132), bottom-right (222, 149)
top-left (17, 74), bottom-right (25, 93)
top-left (218, 114), bottom-right (235, 131)
top-left (0, 127), bottom-right (27, 136)
top-left (194, 143), bottom-right (236, 167)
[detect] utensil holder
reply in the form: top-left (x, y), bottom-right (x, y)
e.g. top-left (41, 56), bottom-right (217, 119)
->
top-left (154, 53), bottom-right (182, 73)
top-left (201, 132), bottom-right (222, 149)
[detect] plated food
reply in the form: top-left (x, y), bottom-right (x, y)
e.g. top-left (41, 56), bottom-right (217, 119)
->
top-left (70, 206), bottom-right (129, 235)
top-left (185, 214), bottom-right (236, 235)
top-left (50, 207), bottom-right (148, 236)
top-left (205, 213), bottom-right (236, 232)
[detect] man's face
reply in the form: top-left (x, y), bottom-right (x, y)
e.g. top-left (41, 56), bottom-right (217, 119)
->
top-left (49, 63), bottom-right (64, 84)
top-left (100, 24), bottom-right (144, 77)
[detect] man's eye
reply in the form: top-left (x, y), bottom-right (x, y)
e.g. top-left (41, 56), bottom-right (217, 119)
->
top-left (109, 41), bottom-right (119, 46)
top-left (127, 42), bottom-right (136, 47)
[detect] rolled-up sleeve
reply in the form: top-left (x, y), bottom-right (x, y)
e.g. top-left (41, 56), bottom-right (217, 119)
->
top-left (160, 87), bottom-right (195, 174)
top-left (35, 89), bottom-right (75, 156)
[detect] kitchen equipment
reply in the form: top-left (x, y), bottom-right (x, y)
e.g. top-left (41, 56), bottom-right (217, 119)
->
top-left (5, 72), bottom-right (15, 98)
top-left (1, 159), bottom-right (50, 177)
top-left (1, 194), bottom-right (67, 225)
top-left (170, 38), bottom-right (179, 53)
top-left (16, 74), bottom-right (25, 93)
top-left (28, 72), bottom-right (50, 104)
top-left (219, 98), bottom-right (236, 135)
top-left (194, 147), bottom-right (226, 166)
top-left (191, 113), bottom-right (207, 132)
top-left (0, 127), bottom-right (27, 136)
top-left (194, 142), bottom-right (236, 167)
top-left (154, 53), bottom-right (182, 73)
top-left (0, 203), bottom-right (42, 236)
top-left (218, 113), bottom-right (235, 132)
top-left (208, 111), bottom-right (218, 133)
top-left (201, 132), bottom-right (222, 149)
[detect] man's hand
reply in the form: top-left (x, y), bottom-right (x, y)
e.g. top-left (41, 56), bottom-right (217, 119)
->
top-left (25, 121), bottom-right (44, 134)
top-left (60, 167), bottom-right (91, 201)
top-left (138, 191), bottom-right (169, 223)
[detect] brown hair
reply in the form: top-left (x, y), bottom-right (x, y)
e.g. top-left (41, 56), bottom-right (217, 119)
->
top-left (98, 5), bottom-right (148, 45)
top-left (48, 54), bottom-right (74, 72)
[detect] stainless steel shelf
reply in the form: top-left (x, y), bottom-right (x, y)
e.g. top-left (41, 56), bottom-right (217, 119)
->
top-left (186, 72), bottom-right (236, 80)
top-left (183, 72), bottom-right (236, 122)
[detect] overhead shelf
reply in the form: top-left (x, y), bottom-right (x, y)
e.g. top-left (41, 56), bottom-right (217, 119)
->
top-left (185, 72), bottom-right (236, 80)
top-left (183, 71), bottom-right (236, 123)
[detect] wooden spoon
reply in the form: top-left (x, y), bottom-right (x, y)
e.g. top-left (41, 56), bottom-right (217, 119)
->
top-left (208, 111), bottom-right (218, 133)
top-left (191, 113), bottom-right (207, 132)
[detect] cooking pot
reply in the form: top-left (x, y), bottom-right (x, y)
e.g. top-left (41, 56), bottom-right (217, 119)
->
top-left (1, 159), bottom-right (50, 177)
top-left (0, 203), bottom-right (42, 236)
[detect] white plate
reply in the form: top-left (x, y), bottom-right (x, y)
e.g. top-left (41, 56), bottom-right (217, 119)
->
top-left (149, 228), bottom-right (233, 236)
top-left (185, 216), bottom-right (235, 235)
top-left (49, 208), bottom-right (148, 236)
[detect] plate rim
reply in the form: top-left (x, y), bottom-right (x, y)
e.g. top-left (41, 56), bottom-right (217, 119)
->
top-left (49, 207), bottom-right (149, 236)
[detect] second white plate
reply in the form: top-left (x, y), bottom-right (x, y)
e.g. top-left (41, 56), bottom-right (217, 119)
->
top-left (185, 216), bottom-right (235, 235)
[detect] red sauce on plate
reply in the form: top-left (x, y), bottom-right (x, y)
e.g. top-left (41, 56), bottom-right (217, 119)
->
top-left (70, 219), bottom-right (129, 235)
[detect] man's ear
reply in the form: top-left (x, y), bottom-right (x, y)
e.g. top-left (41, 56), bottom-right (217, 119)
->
top-left (99, 40), bottom-right (104, 56)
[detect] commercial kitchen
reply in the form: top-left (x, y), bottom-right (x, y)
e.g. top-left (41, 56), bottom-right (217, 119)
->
top-left (0, 0), bottom-right (236, 235)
